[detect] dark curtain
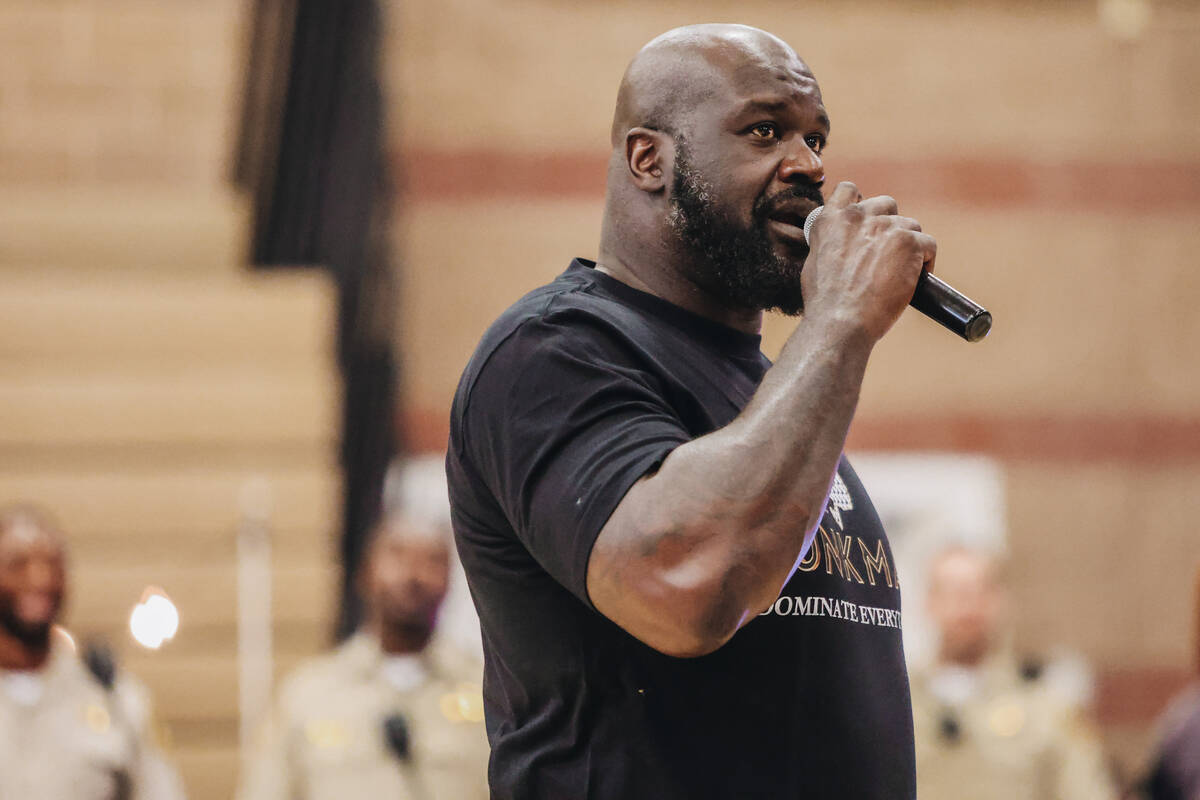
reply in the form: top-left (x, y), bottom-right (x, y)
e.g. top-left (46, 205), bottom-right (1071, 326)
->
top-left (234, 0), bottom-right (400, 640)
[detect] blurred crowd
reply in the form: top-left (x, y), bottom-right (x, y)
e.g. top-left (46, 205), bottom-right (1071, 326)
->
top-left (0, 460), bottom-right (492, 800)
top-left (2, 467), bottom-right (1196, 799)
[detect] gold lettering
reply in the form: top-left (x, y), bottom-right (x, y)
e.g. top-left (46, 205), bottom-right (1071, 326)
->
top-left (857, 537), bottom-right (894, 588)
top-left (797, 536), bottom-right (821, 572)
top-left (821, 528), bottom-right (864, 584)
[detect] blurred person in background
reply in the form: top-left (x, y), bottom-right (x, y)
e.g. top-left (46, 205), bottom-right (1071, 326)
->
top-left (0, 505), bottom-right (186, 800)
top-left (383, 455), bottom-right (483, 664)
top-left (236, 509), bottom-right (490, 800)
top-left (1140, 563), bottom-right (1200, 800)
top-left (911, 544), bottom-right (1116, 800)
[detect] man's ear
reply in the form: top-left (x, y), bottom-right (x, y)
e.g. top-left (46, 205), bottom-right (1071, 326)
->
top-left (625, 127), bottom-right (671, 192)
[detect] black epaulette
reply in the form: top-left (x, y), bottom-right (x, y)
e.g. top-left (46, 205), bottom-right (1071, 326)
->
top-left (82, 640), bottom-right (118, 691)
top-left (1018, 656), bottom-right (1044, 684)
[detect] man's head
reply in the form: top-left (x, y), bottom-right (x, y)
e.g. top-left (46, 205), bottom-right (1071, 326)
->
top-left (0, 506), bottom-right (67, 652)
top-left (603, 24), bottom-right (829, 315)
top-left (358, 513), bottom-right (452, 652)
top-left (926, 545), bottom-right (1008, 667)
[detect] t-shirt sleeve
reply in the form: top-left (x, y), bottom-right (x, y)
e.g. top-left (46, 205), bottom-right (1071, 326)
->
top-left (456, 309), bottom-right (691, 608)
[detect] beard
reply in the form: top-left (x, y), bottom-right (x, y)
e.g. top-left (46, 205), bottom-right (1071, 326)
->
top-left (667, 140), bottom-right (824, 316)
top-left (0, 604), bottom-right (52, 649)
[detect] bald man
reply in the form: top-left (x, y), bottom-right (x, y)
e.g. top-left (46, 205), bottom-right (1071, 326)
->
top-left (447, 24), bottom-right (934, 798)
top-left (0, 506), bottom-right (186, 800)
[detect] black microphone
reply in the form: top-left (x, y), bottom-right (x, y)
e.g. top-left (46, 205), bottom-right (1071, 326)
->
top-left (803, 206), bottom-right (992, 342)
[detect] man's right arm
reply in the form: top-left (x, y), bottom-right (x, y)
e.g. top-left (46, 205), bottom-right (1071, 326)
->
top-left (585, 183), bottom-right (936, 657)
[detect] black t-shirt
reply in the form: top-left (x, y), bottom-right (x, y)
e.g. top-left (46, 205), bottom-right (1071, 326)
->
top-left (447, 259), bottom-right (915, 799)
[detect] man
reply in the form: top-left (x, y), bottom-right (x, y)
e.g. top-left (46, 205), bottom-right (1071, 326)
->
top-left (447, 23), bottom-right (936, 799)
top-left (238, 510), bottom-right (490, 800)
top-left (910, 545), bottom-right (1116, 800)
top-left (1142, 563), bottom-right (1200, 800)
top-left (0, 505), bottom-right (186, 800)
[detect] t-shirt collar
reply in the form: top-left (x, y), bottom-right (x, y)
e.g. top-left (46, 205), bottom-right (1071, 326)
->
top-left (568, 259), bottom-right (764, 361)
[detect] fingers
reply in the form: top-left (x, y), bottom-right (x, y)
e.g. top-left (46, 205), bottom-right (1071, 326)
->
top-left (858, 195), bottom-right (899, 216)
top-left (820, 184), bottom-right (932, 270)
top-left (825, 181), bottom-right (862, 209)
top-left (910, 230), bottom-right (937, 273)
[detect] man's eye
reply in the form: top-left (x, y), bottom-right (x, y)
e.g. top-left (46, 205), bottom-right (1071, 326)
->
top-left (805, 134), bottom-right (827, 153)
top-left (750, 123), bottom-right (778, 139)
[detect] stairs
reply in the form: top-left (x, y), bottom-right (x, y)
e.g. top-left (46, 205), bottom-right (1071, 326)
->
top-left (0, 187), bottom-right (341, 800)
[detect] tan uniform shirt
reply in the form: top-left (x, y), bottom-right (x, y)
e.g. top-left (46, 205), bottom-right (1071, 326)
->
top-left (0, 643), bottom-right (186, 800)
top-left (238, 633), bottom-right (490, 800)
top-left (912, 655), bottom-right (1116, 800)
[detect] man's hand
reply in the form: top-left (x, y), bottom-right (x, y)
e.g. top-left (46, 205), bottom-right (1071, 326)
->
top-left (801, 181), bottom-right (937, 344)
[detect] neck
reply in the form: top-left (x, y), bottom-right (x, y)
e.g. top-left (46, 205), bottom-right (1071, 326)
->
top-left (598, 201), bottom-right (763, 335)
top-left (594, 247), bottom-right (763, 335)
top-left (0, 631), bottom-right (50, 671)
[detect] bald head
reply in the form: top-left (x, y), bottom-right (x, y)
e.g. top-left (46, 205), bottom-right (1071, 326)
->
top-left (611, 24), bottom-right (814, 146)
top-left (599, 24), bottom-right (829, 324)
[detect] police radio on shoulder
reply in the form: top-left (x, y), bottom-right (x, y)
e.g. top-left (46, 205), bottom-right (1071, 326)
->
top-left (803, 206), bottom-right (992, 343)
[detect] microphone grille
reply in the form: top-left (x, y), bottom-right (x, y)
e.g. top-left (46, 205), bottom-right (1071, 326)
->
top-left (802, 206), bottom-right (824, 244)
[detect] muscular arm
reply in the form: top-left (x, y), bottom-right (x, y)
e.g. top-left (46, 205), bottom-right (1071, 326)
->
top-left (586, 184), bottom-right (934, 657)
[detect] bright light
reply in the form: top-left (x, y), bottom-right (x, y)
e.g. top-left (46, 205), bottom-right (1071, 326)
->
top-left (129, 587), bottom-right (180, 650)
top-left (52, 624), bottom-right (77, 652)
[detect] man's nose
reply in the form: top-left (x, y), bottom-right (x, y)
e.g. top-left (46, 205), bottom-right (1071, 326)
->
top-left (778, 136), bottom-right (824, 184)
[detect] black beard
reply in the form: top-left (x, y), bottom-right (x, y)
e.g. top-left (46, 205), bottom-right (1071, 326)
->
top-left (667, 142), bottom-right (823, 316)
top-left (0, 606), bottom-right (51, 649)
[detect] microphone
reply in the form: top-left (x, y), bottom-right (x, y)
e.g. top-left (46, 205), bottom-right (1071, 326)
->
top-left (803, 206), bottom-right (992, 342)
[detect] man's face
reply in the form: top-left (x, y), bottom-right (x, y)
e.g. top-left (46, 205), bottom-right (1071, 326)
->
top-left (364, 529), bottom-right (451, 641)
top-left (0, 524), bottom-right (66, 649)
top-left (926, 550), bottom-right (1006, 665)
top-left (666, 54), bottom-right (829, 316)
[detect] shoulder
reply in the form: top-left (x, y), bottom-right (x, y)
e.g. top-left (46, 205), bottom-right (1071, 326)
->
top-left (53, 647), bottom-right (161, 740)
top-left (275, 640), bottom-right (367, 711)
top-left (426, 641), bottom-right (484, 687)
top-left (460, 265), bottom-right (654, 392)
top-left (48, 642), bottom-right (113, 701)
top-left (450, 267), bottom-right (664, 444)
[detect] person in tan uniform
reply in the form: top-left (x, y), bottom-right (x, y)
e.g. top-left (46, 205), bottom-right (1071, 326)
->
top-left (0, 505), bottom-right (186, 800)
top-left (237, 510), bottom-right (490, 800)
top-left (911, 545), bottom-right (1117, 800)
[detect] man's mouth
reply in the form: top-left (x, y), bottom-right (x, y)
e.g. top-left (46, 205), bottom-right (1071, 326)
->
top-left (16, 594), bottom-right (56, 625)
top-left (764, 200), bottom-right (819, 245)
top-left (766, 216), bottom-right (811, 245)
